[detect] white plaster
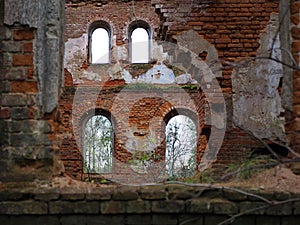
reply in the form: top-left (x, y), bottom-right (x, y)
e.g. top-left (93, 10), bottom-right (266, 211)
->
top-left (134, 63), bottom-right (175, 84)
top-left (232, 13), bottom-right (285, 140)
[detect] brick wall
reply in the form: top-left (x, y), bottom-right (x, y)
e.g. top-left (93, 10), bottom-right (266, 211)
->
top-left (65, 0), bottom-right (160, 45)
top-left (153, 0), bottom-right (280, 89)
top-left (288, 0), bottom-right (300, 152)
top-left (0, 0), bottom-right (65, 181)
top-left (0, 184), bottom-right (299, 225)
top-left (60, 0), bottom-right (280, 180)
top-left (59, 80), bottom-right (206, 180)
top-left (0, 25), bottom-right (56, 181)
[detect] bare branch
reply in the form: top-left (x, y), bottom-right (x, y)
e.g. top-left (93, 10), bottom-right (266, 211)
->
top-left (237, 126), bottom-right (282, 161)
top-left (164, 181), bottom-right (272, 204)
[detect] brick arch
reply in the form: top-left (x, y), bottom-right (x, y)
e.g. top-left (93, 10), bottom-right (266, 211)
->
top-left (163, 107), bottom-right (199, 127)
top-left (80, 108), bottom-right (115, 175)
top-left (59, 85), bottom-right (206, 179)
top-left (71, 96), bottom-right (115, 152)
top-left (88, 20), bottom-right (112, 64)
top-left (162, 107), bottom-right (205, 173)
top-left (127, 19), bottom-right (152, 63)
top-left (127, 19), bottom-right (152, 39)
top-left (80, 108), bottom-right (116, 154)
top-left (80, 108), bottom-right (116, 133)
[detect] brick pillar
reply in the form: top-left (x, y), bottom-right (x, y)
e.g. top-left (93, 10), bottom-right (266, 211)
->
top-left (0, 26), bottom-right (54, 181)
top-left (0, 0), bottom-right (65, 181)
top-left (289, 0), bottom-right (300, 152)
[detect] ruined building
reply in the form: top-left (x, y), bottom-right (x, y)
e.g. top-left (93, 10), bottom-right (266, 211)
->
top-left (0, 0), bottom-right (299, 184)
top-left (3, 1), bottom-right (300, 224)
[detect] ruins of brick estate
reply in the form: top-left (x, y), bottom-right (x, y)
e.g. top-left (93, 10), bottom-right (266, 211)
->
top-left (3, 1), bottom-right (300, 224)
top-left (1, 0), bottom-right (299, 183)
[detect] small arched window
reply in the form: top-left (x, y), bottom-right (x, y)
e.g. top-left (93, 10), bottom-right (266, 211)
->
top-left (89, 21), bottom-right (111, 64)
top-left (165, 115), bottom-right (197, 178)
top-left (83, 114), bottom-right (113, 173)
top-left (128, 20), bottom-right (151, 63)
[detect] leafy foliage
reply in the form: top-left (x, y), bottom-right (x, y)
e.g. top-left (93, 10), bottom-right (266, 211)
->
top-left (166, 115), bottom-right (197, 178)
top-left (83, 115), bottom-right (113, 173)
top-left (224, 155), bottom-right (277, 180)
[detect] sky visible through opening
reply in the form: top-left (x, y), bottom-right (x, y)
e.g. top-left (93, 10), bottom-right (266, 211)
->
top-left (131, 28), bottom-right (149, 63)
top-left (92, 27), bottom-right (149, 63)
top-left (92, 28), bottom-right (109, 63)
top-left (166, 115), bottom-right (197, 177)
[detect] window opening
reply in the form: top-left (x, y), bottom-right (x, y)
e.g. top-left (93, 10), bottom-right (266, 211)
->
top-left (131, 27), bottom-right (149, 63)
top-left (165, 115), bottom-right (197, 178)
top-left (83, 115), bottom-right (113, 173)
top-left (91, 28), bottom-right (109, 64)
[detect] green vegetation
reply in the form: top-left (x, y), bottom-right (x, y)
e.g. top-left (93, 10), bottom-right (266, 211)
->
top-left (83, 115), bottom-right (113, 174)
top-left (124, 82), bottom-right (198, 91)
top-left (224, 155), bottom-right (276, 180)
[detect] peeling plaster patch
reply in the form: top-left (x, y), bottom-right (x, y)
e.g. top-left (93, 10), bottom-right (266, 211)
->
top-left (151, 41), bottom-right (169, 62)
top-left (82, 70), bottom-right (102, 82)
top-left (137, 63), bottom-right (175, 84)
top-left (123, 63), bottom-right (198, 85)
top-left (64, 34), bottom-right (88, 79)
top-left (114, 45), bottom-right (128, 61)
top-left (109, 63), bottom-right (124, 79)
top-left (232, 13), bottom-right (285, 140)
top-left (174, 30), bottom-right (221, 77)
top-left (123, 69), bottom-right (133, 83)
top-left (175, 74), bottom-right (197, 84)
top-left (64, 33), bottom-right (212, 85)
top-left (125, 63), bottom-right (175, 84)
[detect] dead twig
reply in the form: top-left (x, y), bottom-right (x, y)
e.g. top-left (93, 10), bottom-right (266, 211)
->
top-left (164, 181), bottom-right (272, 204)
top-left (238, 127), bottom-right (282, 161)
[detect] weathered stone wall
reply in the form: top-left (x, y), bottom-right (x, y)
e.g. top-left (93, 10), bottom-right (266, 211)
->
top-left (0, 184), bottom-right (299, 225)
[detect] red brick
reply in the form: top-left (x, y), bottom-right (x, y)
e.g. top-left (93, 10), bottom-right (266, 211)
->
top-left (13, 54), bottom-right (33, 66)
top-left (13, 30), bottom-right (34, 41)
top-left (187, 21), bottom-right (203, 26)
top-left (292, 41), bottom-right (300, 53)
top-left (291, 2), bottom-right (300, 15)
top-left (294, 91), bottom-right (300, 105)
top-left (292, 54), bottom-right (299, 64)
top-left (294, 78), bottom-right (300, 91)
top-left (215, 39), bottom-right (231, 44)
top-left (23, 43), bottom-right (33, 53)
top-left (291, 15), bottom-right (300, 26)
top-left (291, 118), bottom-right (300, 132)
top-left (59, 0), bottom-right (283, 179)
top-left (0, 108), bottom-right (10, 119)
top-left (27, 67), bottom-right (34, 79)
top-left (11, 81), bottom-right (38, 93)
top-left (216, 44), bottom-right (227, 49)
top-left (296, 105), bottom-right (300, 120)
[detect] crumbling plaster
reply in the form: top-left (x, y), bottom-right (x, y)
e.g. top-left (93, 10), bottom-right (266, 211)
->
top-left (232, 13), bottom-right (285, 140)
top-left (64, 29), bottom-right (220, 86)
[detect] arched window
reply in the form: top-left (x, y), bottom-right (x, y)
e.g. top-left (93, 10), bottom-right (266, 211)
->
top-left (128, 20), bottom-right (151, 63)
top-left (165, 115), bottom-right (197, 178)
top-left (83, 115), bottom-right (113, 173)
top-left (89, 21), bottom-right (111, 64)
